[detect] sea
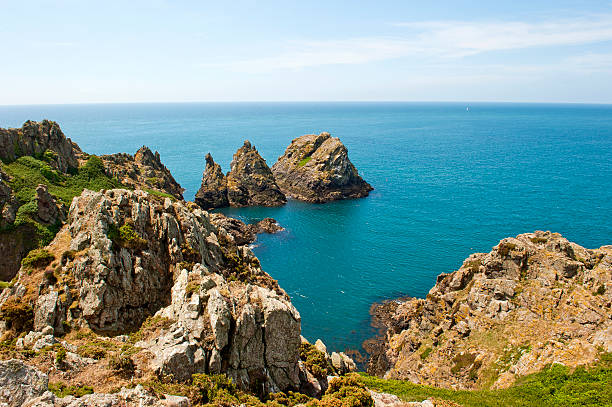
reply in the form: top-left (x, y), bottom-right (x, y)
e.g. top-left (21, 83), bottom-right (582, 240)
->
top-left (1, 102), bottom-right (611, 355)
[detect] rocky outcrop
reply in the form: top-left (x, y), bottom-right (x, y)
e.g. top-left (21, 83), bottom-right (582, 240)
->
top-left (209, 213), bottom-right (284, 246)
top-left (195, 143), bottom-right (286, 209)
top-left (366, 231), bottom-right (612, 390)
top-left (100, 146), bottom-right (184, 200)
top-left (0, 359), bottom-right (48, 407)
top-left (1, 188), bottom-right (301, 393)
top-left (0, 120), bottom-right (80, 173)
top-left (35, 184), bottom-right (66, 225)
top-left (194, 154), bottom-right (229, 209)
top-left (272, 132), bottom-right (373, 203)
top-left (227, 141), bottom-right (286, 207)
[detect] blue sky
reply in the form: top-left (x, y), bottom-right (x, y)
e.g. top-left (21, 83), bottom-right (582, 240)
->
top-left (2, 0), bottom-right (612, 104)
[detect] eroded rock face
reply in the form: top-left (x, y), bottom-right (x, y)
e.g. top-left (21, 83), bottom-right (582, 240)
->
top-left (272, 132), bottom-right (373, 203)
top-left (195, 153), bottom-right (229, 209)
top-left (366, 231), bottom-right (612, 390)
top-left (3, 188), bottom-right (302, 393)
top-left (101, 146), bottom-right (184, 200)
top-left (0, 120), bottom-right (80, 173)
top-left (226, 141), bottom-right (286, 207)
top-left (35, 184), bottom-right (66, 225)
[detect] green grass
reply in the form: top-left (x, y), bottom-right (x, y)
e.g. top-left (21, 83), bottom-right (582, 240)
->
top-left (298, 156), bottom-right (312, 167)
top-left (0, 154), bottom-right (125, 254)
top-left (48, 382), bottom-right (94, 398)
top-left (143, 187), bottom-right (176, 200)
top-left (358, 353), bottom-right (612, 407)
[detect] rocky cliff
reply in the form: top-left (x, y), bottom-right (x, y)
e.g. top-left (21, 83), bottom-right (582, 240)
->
top-left (0, 189), bottom-right (302, 393)
top-left (0, 121), bottom-right (185, 281)
top-left (366, 231), bottom-right (612, 390)
top-left (272, 132), bottom-right (373, 203)
top-left (0, 120), bottom-right (80, 173)
top-left (100, 146), bottom-right (184, 200)
top-left (196, 142), bottom-right (286, 209)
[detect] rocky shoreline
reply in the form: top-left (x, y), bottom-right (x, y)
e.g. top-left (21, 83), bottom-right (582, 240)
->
top-left (0, 120), bottom-right (610, 407)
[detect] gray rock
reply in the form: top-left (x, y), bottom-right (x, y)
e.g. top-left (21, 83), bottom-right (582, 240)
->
top-left (0, 359), bottom-right (48, 407)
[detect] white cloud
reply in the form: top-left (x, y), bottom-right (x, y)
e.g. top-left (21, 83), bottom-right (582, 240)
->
top-left (224, 15), bottom-right (612, 73)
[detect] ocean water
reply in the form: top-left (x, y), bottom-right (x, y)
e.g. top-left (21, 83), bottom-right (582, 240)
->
top-left (1, 102), bottom-right (611, 354)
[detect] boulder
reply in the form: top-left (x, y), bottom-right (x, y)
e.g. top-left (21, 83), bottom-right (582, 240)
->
top-left (272, 132), bottom-right (373, 203)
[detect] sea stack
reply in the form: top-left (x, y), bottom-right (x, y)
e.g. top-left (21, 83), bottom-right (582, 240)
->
top-left (195, 141), bottom-right (286, 208)
top-left (272, 132), bottom-right (373, 203)
top-left (227, 141), bottom-right (286, 206)
top-left (195, 153), bottom-right (229, 209)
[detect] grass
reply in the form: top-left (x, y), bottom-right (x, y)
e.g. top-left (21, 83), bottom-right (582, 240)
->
top-left (48, 382), bottom-right (94, 398)
top-left (143, 187), bottom-right (176, 200)
top-left (298, 156), bottom-right (312, 167)
top-left (0, 155), bottom-right (125, 255)
top-left (358, 353), bottom-right (612, 407)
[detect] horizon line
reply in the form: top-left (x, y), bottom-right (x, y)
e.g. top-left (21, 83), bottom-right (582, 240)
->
top-left (1, 100), bottom-right (612, 107)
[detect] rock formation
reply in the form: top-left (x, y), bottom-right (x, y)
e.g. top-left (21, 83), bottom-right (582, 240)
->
top-left (195, 142), bottom-right (286, 209)
top-left (366, 231), bottom-right (612, 390)
top-left (100, 146), bottom-right (184, 200)
top-left (0, 120), bottom-right (80, 173)
top-left (0, 188), bottom-right (301, 393)
top-left (210, 213), bottom-right (285, 246)
top-left (227, 141), bottom-right (286, 207)
top-left (272, 132), bottom-right (373, 203)
top-left (194, 153), bottom-right (229, 209)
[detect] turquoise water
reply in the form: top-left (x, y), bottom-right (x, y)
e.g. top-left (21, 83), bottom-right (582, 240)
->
top-left (1, 102), bottom-right (611, 354)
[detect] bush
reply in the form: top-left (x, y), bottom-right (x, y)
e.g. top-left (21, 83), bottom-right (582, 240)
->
top-left (312, 375), bottom-right (373, 407)
top-left (107, 222), bottom-right (146, 250)
top-left (48, 382), bottom-right (94, 398)
top-left (0, 297), bottom-right (34, 333)
top-left (21, 248), bottom-right (55, 269)
top-left (108, 354), bottom-right (136, 376)
top-left (299, 342), bottom-right (329, 378)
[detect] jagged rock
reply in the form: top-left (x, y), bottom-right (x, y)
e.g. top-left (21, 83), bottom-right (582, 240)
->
top-left (330, 351), bottom-right (357, 375)
top-left (0, 120), bottom-right (80, 173)
top-left (226, 141), bottom-right (286, 207)
top-left (209, 213), bottom-right (284, 246)
top-left (195, 153), bottom-right (229, 209)
top-left (366, 231), bottom-right (612, 390)
top-left (195, 142), bottom-right (286, 208)
top-left (100, 146), bottom-right (184, 200)
top-left (0, 169), bottom-right (18, 228)
top-left (0, 359), bottom-right (48, 407)
top-left (272, 132), bottom-right (373, 203)
top-left (2, 188), bottom-right (302, 393)
top-left (35, 185), bottom-right (66, 225)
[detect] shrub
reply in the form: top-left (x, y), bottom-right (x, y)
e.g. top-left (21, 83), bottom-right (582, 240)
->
top-left (108, 354), bottom-right (136, 376)
top-left (48, 382), bottom-right (94, 398)
top-left (107, 222), bottom-right (146, 250)
top-left (498, 242), bottom-right (517, 257)
top-left (21, 248), bottom-right (55, 269)
top-left (530, 237), bottom-right (548, 244)
top-left (594, 285), bottom-right (605, 296)
top-left (55, 347), bottom-right (67, 364)
top-left (299, 342), bottom-right (329, 378)
top-left (313, 375), bottom-right (373, 407)
top-left (0, 296), bottom-right (34, 333)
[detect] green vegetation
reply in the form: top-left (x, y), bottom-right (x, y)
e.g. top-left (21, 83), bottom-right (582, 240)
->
top-left (498, 242), bottom-right (518, 257)
top-left (420, 346), bottom-right (433, 360)
top-left (299, 342), bottom-right (329, 379)
top-left (0, 154), bottom-right (124, 253)
top-left (359, 353), bottom-right (612, 407)
top-left (0, 296), bottom-right (34, 333)
top-left (108, 354), bottom-right (136, 376)
top-left (107, 221), bottom-right (146, 250)
top-left (143, 187), bottom-right (176, 200)
top-left (530, 237), bottom-right (548, 244)
top-left (21, 248), bottom-right (54, 269)
top-left (594, 284), bottom-right (606, 295)
top-left (298, 156), bottom-right (312, 167)
top-left (48, 382), bottom-right (94, 398)
top-left (313, 375), bottom-right (373, 407)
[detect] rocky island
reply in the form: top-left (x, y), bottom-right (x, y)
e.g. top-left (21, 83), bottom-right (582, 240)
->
top-left (195, 142), bottom-right (286, 209)
top-left (272, 132), bottom-right (373, 203)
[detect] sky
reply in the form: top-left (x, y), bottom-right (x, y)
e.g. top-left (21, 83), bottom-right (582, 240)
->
top-left (2, 0), bottom-right (612, 104)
